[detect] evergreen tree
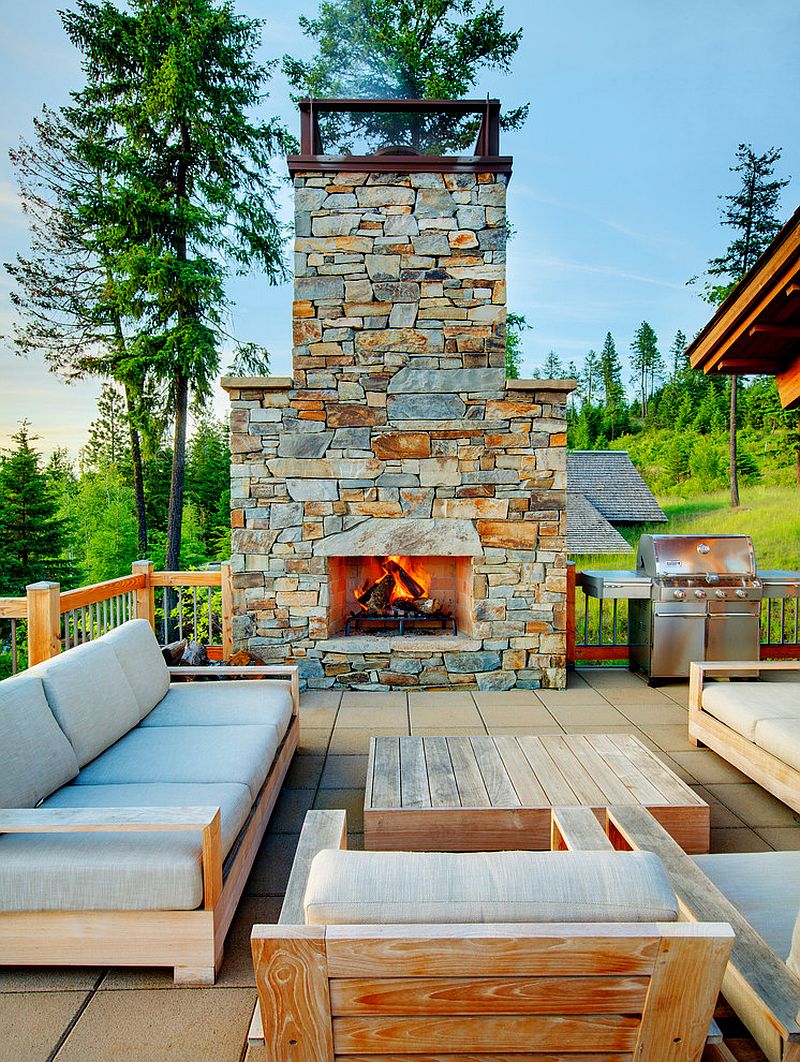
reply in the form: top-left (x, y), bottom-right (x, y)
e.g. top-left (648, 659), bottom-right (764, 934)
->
top-left (536, 350), bottom-right (565, 378)
top-left (598, 331), bottom-right (626, 437)
top-left (186, 418), bottom-right (231, 554)
top-left (0, 425), bottom-right (70, 595)
top-left (691, 143), bottom-right (789, 507)
top-left (60, 0), bottom-right (291, 569)
top-left (582, 349), bottom-right (600, 405)
top-left (284, 0), bottom-right (528, 152)
top-left (629, 321), bottom-right (663, 418)
top-left (669, 330), bottom-right (688, 377)
top-left (83, 384), bottom-right (130, 472)
top-left (505, 312), bottom-right (528, 379)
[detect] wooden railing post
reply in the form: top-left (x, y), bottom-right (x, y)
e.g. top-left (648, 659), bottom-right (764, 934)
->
top-left (26, 581), bottom-right (61, 666)
top-left (221, 561), bottom-right (233, 660)
top-left (566, 561), bottom-right (576, 670)
top-left (132, 560), bottom-right (155, 628)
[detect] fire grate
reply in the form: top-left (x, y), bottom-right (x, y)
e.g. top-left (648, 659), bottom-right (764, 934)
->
top-left (344, 610), bottom-right (457, 636)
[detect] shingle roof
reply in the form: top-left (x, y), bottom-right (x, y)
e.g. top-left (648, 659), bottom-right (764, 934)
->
top-left (566, 493), bottom-right (633, 554)
top-left (567, 451), bottom-right (667, 524)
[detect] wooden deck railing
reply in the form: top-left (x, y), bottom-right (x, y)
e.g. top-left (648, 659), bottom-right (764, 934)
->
top-left (0, 561), bottom-right (233, 672)
top-left (566, 561), bottom-right (800, 667)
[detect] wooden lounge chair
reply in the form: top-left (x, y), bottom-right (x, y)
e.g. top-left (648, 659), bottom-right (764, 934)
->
top-left (688, 660), bottom-right (800, 814)
top-left (603, 804), bottom-right (800, 1062)
top-left (250, 808), bottom-right (732, 1061)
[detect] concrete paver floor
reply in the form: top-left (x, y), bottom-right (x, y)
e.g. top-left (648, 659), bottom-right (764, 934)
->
top-left (2, 666), bottom-right (796, 1061)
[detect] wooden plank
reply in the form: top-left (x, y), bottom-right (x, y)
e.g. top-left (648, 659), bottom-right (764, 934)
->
top-left (563, 736), bottom-right (639, 806)
top-left (632, 931), bottom-right (733, 1062)
top-left (540, 736), bottom-right (608, 806)
top-left (0, 597), bottom-right (27, 619)
top-left (150, 570), bottom-right (222, 587)
top-left (470, 736), bottom-right (520, 807)
top-left (613, 734), bottom-right (703, 806)
top-left (362, 807), bottom-right (552, 852)
top-left (646, 805), bottom-right (710, 856)
top-left (279, 810), bottom-right (348, 925)
top-left (585, 735), bottom-right (665, 804)
top-left (518, 736), bottom-right (580, 805)
top-left (399, 736), bottom-right (432, 809)
top-left (329, 975), bottom-right (650, 1015)
top-left (422, 736), bottom-right (460, 807)
top-left (251, 928), bottom-right (334, 1062)
top-left (0, 807), bottom-right (221, 832)
top-left (332, 1014), bottom-right (640, 1055)
top-left (493, 736), bottom-right (549, 806)
top-left (131, 560), bottom-right (154, 626)
top-left (200, 808), bottom-right (223, 910)
top-left (59, 573), bottom-right (145, 612)
top-left (336, 1055), bottom-right (631, 1062)
top-left (551, 807), bottom-right (614, 852)
top-left (370, 737), bottom-right (401, 809)
top-left (607, 806), bottom-right (800, 1062)
top-left (447, 737), bottom-right (491, 808)
top-left (326, 925), bottom-right (662, 978)
top-left (220, 560), bottom-right (233, 660)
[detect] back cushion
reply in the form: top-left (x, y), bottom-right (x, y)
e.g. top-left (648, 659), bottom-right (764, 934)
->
top-left (35, 640), bottom-right (140, 766)
top-left (0, 672), bottom-right (79, 807)
top-left (304, 849), bottom-right (680, 926)
top-left (103, 620), bottom-right (170, 719)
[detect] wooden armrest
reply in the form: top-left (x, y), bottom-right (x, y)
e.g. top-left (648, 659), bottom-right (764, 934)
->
top-left (606, 805), bottom-right (800, 1052)
top-left (168, 664), bottom-right (300, 712)
top-left (0, 806), bottom-right (223, 910)
top-left (248, 809), bottom-right (347, 1047)
top-left (551, 806), bottom-right (614, 851)
top-left (689, 659), bottom-right (800, 712)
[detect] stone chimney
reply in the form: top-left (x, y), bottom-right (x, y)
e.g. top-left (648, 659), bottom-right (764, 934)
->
top-left (223, 99), bottom-right (572, 690)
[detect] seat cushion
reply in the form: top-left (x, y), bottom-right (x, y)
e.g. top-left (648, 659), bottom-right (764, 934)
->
top-left (702, 682), bottom-right (800, 741)
top-left (140, 679), bottom-right (293, 736)
top-left (103, 620), bottom-right (170, 719)
top-left (0, 672), bottom-right (79, 807)
top-left (754, 716), bottom-right (800, 771)
top-left (304, 849), bottom-right (679, 926)
top-left (0, 832), bottom-right (206, 912)
top-left (694, 851), bottom-right (800, 962)
top-left (72, 724), bottom-right (279, 802)
top-left (33, 640), bottom-right (140, 766)
top-left (44, 781), bottom-right (253, 858)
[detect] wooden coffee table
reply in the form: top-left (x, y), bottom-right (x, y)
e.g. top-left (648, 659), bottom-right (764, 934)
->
top-left (364, 733), bottom-right (710, 854)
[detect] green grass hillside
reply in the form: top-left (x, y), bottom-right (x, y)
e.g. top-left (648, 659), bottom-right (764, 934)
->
top-left (572, 484), bottom-right (800, 572)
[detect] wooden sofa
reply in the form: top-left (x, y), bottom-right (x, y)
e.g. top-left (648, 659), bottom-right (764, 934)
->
top-left (689, 660), bottom-right (800, 813)
top-left (251, 808), bottom-right (733, 1061)
top-left (0, 619), bottom-right (299, 984)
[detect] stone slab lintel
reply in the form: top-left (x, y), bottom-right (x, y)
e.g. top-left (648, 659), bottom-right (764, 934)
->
top-left (314, 518), bottom-right (483, 557)
top-left (221, 376), bottom-right (294, 392)
top-left (506, 378), bottom-right (577, 393)
top-left (316, 635), bottom-right (482, 654)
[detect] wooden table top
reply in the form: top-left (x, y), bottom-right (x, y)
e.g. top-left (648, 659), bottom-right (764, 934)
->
top-left (365, 733), bottom-right (706, 813)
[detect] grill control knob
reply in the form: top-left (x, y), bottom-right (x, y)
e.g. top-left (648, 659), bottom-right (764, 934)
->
top-left (735, 589), bottom-right (747, 598)
top-left (694, 590), bottom-right (706, 599)
top-left (673, 589), bottom-right (686, 600)
top-left (715, 589), bottom-right (726, 599)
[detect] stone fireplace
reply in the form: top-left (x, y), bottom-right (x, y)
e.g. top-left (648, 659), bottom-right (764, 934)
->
top-left (223, 99), bottom-right (573, 690)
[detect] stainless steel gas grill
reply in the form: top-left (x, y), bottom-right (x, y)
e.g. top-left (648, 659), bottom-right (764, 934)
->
top-left (629, 534), bottom-right (762, 680)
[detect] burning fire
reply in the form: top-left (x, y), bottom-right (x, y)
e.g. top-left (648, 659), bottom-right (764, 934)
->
top-left (355, 556), bottom-right (433, 614)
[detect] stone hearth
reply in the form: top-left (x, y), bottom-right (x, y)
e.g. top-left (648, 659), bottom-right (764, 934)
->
top-left (223, 99), bottom-right (572, 690)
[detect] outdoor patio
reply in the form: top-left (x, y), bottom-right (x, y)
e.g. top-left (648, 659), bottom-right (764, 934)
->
top-left (1, 666), bottom-right (796, 1062)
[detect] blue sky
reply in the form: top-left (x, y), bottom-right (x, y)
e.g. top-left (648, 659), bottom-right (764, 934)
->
top-left (1, 0), bottom-right (798, 454)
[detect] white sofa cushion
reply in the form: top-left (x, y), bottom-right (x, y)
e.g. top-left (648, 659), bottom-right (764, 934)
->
top-left (754, 717), bottom-right (800, 771)
top-left (103, 619), bottom-right (170, 719)
top-left (33, 640), bottom-right (140, 766)
top-left (140, 679), bottom-right (293, 734)
top-left (702, 682), bottom-right (800, 741)
top-left (0, 832), bottom-right (206, 912)
top-left (304, 849), bottom-right (679, 926)
top-left (72, 723), bottom-right (279, 802)
top-left (0, 672), bottom-right (79, 808)
top-left (44, 781), bottom-right (253, 858)
top-left (694, 851), bottom-right (800, 961)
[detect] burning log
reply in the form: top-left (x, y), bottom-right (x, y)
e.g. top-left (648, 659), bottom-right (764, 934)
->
top-left (394, 596), bottom-right (444, 616)
top-left (383, 557), bottom-right (425, 600)
top-left (356, 573), bottom-right (394, 614)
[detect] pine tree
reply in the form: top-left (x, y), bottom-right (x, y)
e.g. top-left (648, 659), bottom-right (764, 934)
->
top-left (60, 0), bottom-right (292, 569)
top-left (0, 424), bottom-right (70, 595)
top-left (538, 350), bottom-right (565, 378)
top-left (669, 330), bottom-right (688, 377)
top-left (598, 332), bottom-right (625, 421)
top-left (283, 0), bottom-right (528, 153)
top-left (630, 321), bottom-right (664, 418)
top-left (83, 385), bottom-right (131, 472)
top-left (582, 349), bottom-right (600, 405)
top-left (691, 143), bottom-right (789, 506)
top-left (505, 312), bottom-right (528, 379)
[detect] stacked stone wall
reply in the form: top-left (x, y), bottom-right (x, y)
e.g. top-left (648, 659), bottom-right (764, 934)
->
top-left (225, 168), bottom-right (568, 690)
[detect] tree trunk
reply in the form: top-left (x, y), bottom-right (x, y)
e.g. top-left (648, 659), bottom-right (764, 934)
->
top-left (729, 374), bottom-right (740, 508)
top-left (165, 371), bottom-right (189, 570)
top-left (123, 382), bottom-right (148, 556)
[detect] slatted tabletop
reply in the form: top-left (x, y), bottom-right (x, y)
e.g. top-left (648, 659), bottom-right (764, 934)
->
top-left (364, 733), bottom-right (710, 854)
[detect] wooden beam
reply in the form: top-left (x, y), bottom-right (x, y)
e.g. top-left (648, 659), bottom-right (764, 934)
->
top-left (776, 354), bottom-right (800, 410)
top-left (26, 581), bottom-right (61, 665)
top-left (748, 324), bottom-right (800, 338)
top-left (132, 560), bottom-right (155, 627)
